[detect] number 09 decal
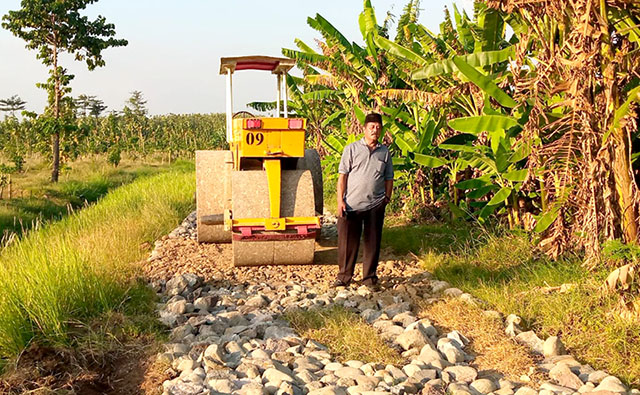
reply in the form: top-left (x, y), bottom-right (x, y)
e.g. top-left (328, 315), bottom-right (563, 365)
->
top-left (245, 132), bottom-right (265, 145)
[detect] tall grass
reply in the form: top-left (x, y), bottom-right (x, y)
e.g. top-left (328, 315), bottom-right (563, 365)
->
top-left (0, 165), bottom-right (195, 358)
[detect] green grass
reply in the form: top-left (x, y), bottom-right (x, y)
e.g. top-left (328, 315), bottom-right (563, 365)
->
top-left (0, 155), bottom-right (177, 242)
top-left (0, 164), bottom-right (195, 360)
top-left (382, 223), bottom-right (640, 388)
top-left (285, 306), bottom-right (403, 365)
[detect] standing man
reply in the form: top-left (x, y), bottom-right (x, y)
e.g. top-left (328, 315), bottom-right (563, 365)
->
top-left (334, 113), bottom-right (394, 288)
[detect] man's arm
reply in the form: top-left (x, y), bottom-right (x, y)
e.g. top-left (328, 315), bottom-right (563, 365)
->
top-left (337, 173), bottom-right (348, 217)
top-left (384, 179), bottom-right (393, 204)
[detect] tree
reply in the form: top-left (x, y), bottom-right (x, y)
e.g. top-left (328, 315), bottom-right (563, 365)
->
top-left (123, 91), bottom-right (149, 154)
top-left (124, 90), bottom-right (148, 117)
top-left (2, 0), bottom-right (127, 182)
top-left (89, 98), bottom-right (107, 118)
top-left (0, 95), bottom-right (27, 118)
top-left (74, 94), bottom-right (95, 117)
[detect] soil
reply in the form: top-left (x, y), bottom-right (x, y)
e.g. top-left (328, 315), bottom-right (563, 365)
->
top-left (0, 342), bottom-right (161, 395)
top-left (143, 235), bottom-right (411, 291)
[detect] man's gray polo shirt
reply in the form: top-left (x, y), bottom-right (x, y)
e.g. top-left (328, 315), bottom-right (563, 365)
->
top-left (339, 138), bottom-right (394, 212)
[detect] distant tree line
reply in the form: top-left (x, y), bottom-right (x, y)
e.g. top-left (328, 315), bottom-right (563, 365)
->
top-left (0, 91), bottom-right (226, 172)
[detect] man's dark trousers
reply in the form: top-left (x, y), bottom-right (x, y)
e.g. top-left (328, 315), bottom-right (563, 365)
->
top-left (337, 201), bottom-right (386, 284)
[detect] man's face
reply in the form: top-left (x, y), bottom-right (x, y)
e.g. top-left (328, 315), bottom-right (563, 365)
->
top-left (364, 121), bottom-right (382, 144)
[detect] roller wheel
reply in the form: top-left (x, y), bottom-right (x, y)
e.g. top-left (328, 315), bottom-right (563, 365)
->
top-left (196, 150), bottom-right (232, 243)
top-left (231, 169), bottom-right (316, 266)
top-left (297, 149), bottom-right (324, 215)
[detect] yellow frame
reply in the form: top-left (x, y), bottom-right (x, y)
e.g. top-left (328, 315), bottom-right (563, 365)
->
top-left (228, 117), bottom-right (318, 231)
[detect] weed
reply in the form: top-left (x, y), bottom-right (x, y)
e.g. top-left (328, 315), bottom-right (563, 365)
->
top-left (285, 306), bottom-right (403, 365)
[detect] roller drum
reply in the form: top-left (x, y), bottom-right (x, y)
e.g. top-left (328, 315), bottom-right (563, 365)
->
top-left (231, 169), bottom-right (316, 266)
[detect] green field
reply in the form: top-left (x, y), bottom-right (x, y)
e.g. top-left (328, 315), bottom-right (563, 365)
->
top-left (0, 155), bottom-right (178, 244)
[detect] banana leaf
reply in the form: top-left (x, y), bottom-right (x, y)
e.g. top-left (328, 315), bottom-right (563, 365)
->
top-left (503, 169), bottom-right (528, 182)
top-left (414, 154), bottom-right (446, 168)
top-left (375, 36), bottom-right (429, 66)
top-left (412, 47), bottom-right (514, 79)
top-left (452, 56), bottom-right (518, 108)
top-left (448, 115), bottom-right (518, 134)
top-left (487, 187), bottom-right (512, 205)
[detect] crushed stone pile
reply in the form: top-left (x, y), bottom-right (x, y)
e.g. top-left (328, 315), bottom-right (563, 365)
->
top-left (143, 212), bottom-right (636, 395)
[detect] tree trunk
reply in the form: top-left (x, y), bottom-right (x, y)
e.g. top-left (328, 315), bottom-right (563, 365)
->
top-left (51, 31), bottom-right (60, 183)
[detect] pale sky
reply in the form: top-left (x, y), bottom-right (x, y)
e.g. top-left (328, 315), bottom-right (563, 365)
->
top-left (0, 0), bottom-right (474, 116)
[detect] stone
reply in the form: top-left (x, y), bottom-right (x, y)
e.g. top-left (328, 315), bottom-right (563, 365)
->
top-left (383, 302), bottom-right (411, 318)
top-left (470, 379), bottom-right (497, 394)
top-left (335, 366), bottom-right (364, 380)
top-left (295, 369), bottom-right (319, 384)
top-left (585, 371), bottom-right (609, 384)
top-left (514, 387), bottom-right (538, 395)
top-left (203, 344), bottom-right (225, 367)
top-left (543, 336), bottom-right (565, 357)
top-left (167, 300), bottom-right (188, 315)
top-left (515, 331), bottom-right (544, 354)
top-left (393, 312), bottom-right (418, 327)
top-left (443, 366), bottom-right (477, 384)
top-left (208, 378), bottom-right (236, 393)
top-left (238, 382), bottom-right (267, 395)
top-left (396, 329), bottom-right (431, 351)
top-left (194, 296), bottom-right (217, 311)
top-left (166, 275), bottom-right (190, 296)
top-left (412, 369), bottom-right (437, 383)
top-left (324, 362), bottom-right (344, 371)
top-left (592, 376), bottom-right (627, 393)
top-left (549, 364), bottom-right (583, 390)
top-left (165, 381), bottom-right (205, 394)
top-left (345, 360), bottom-right (365, 369)
top-left (578, 383), bottom-right (596, 393)
top-left (355, 376), bottom-right (381, 388)
top-left (430, 281), bottom-right (450, 293)
top-left (264, 326), bottom-right (296, 340)
top-left (263, 367), bottom-right (295, 387)
top-left (540, 383), bottom-right (574, 394)
top-left (402, 364), bottom-right (422, 377)
top-left (447, 331), bottom-right (469, 346)
top-left (308, 386), bottom-right (348, 395)
top-left (443, 288), bottom-right (464, 297)
top-left (171, 324), bottom-right (194, 341)
top-left (176, 358), bottom-right (198, 372)
top-left (246, 295), bottom-right (269, 308)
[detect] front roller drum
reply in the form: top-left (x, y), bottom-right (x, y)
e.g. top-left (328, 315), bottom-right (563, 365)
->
top-left (231, 169), bottom-right (316, 266)
top-left (233, 238), bottom-right (315, 266)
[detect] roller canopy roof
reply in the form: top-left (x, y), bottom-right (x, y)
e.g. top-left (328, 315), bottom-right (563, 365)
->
top-left (219, 56), bottom-right (296, 75)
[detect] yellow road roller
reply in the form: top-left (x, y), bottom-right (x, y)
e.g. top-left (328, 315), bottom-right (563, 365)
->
top-left (196, 56), bottom-right (323, 266)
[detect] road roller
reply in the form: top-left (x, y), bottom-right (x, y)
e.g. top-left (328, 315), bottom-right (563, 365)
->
top-left (196, 55), bottom-right (323, 266)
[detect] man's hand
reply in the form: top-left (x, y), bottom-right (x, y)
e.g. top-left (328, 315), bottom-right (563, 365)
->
top-left (337, 199), bottom-right (347, 218)
top-left (337, 173), bottom-right (348, 218)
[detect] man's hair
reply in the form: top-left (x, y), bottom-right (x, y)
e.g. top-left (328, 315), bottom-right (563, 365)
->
top-left (364, 112), bottom-right (382, 125)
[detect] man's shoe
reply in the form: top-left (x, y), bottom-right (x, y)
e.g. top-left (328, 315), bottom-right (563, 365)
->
top-left (332, 279), bottom-right (349, 288)
top-left (364, 283), bottom-right (381, 292)
top-left (361, 278), bottom-right (380, 291)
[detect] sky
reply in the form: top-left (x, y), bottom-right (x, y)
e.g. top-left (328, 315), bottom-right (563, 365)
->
top-left (0, 0), bottom-right (474, 116)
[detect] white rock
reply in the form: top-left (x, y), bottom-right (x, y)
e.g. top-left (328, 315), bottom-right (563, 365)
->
top-left (592, 376), bottom-right (627, 393)
top-left (443, 366), bottom-right (477, 384)
top-left (543, 336), bottom-right (565, 357)
top-left (470, 379), bottom-right (497, 394)
top-left (515, 331), bottom-right (544, 354)
top-left (396, 329), bottom-right (431, 351)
